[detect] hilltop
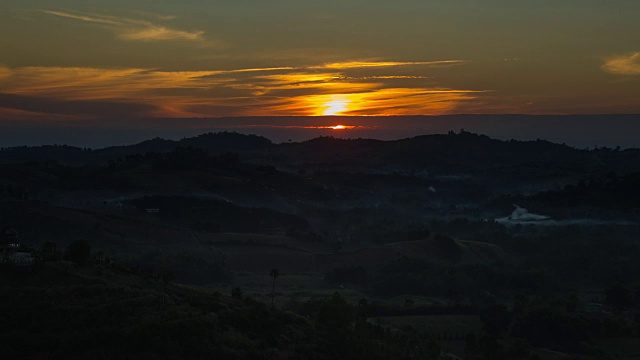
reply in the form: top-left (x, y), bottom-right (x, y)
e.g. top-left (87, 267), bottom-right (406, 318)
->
top-left (1, 130), bottom-right (639, 173)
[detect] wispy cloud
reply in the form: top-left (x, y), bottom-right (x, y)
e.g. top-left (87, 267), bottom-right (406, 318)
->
top-left (42, 10), bottom-right (119, 25)
top-left (120, 27), bottom-right (204, 41)
top-left (0, 59), bottom-right (484, 118)
top-left (311, 60), bottom-right (466, 70)
top-left (362, 75), bottom-right (428, 79)
top-left (602, 52), bottom-right (640, 75)
top-left (222, 67), bottom-right (297, 74)
top-left (265, 88), bottom-right (484, 116)
top-left (40, 9), bottom-right (206, 42)
top-left (1, 67), bottom-right (220, 99)
top-left (129, 10), bottom-right (177, 21)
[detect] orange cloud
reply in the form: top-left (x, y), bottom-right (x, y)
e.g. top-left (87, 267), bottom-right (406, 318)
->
top-left (311, 60), bottom-right (466, 69)
top-left (603, 52), bottom-right (640, 75)
top-left (0, 59), bottom-right (486, 118)
top-left (276, 88), bottom-right (486, 116)
top-left (255, 73), bottom-right (344, 84)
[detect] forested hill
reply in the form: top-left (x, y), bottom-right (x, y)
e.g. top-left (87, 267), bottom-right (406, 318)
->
top-left (0, 132), bottom-right (274, 164)
top-left (264, 131), bottom-right (640, 171)
top-left (1, 130), bottom-right (639, 173)
top-left (1, 263), bottom-right (440, 360)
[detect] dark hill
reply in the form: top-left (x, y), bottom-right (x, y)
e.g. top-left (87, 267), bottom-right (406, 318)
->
top-left (0, 132), bottom-right (274, 164)
top-left (1, 263), bottom-right (438, 360)
top-left (261, 131), bottom-right (640, 174)
top-left (95, 132), bottom-right (274, 162)
top-left (179, 132), bottom-right (273, 152)
top-left (2, 130), bottom-right (639, 176)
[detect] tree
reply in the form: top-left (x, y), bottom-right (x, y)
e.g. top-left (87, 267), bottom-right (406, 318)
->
top-left (270, 268), bottom-right (280, 308)
top-left (65, 239), bottom-right (91, 266)
top-left (316, 293), bottom-right (355, 330)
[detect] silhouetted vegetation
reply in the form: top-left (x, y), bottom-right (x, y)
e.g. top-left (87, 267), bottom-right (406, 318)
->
top-left (64, 239), bottom-right (91, 266)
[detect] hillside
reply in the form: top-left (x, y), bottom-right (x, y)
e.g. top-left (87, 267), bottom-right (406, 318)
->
top-left (1, 262), bottom-right (443, 360)
top-left (2, 130), bottom-right (640, 359)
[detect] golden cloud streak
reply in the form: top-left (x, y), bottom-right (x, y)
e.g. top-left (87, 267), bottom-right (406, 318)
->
top-left (361, 76), bottom-right (428, 79)
top-left (276, 88), bottom-right (485, 116)
top-left (602, 52), bottom-right (640, 75)
top-left (224, 67), bottom-right (297, 73)
top-left (1, 67), bottom-right (223, 98)
top-left (311, 60), bottom-right (466, 69)
top-left (255, 73), bottom-right (344, 84)
top-left (0, 60), bottom-right (485, 118)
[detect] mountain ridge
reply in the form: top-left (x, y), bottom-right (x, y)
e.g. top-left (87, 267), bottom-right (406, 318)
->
top-left (1, 130), bottom-right (639, 170)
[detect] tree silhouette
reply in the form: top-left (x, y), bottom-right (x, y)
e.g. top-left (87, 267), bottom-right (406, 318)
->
top-left (159, 267), bottom-right (174, 304)
top-left (270, 268), bottom-right (280, 308)
top-left (64, 239), bottom-right (91, 266)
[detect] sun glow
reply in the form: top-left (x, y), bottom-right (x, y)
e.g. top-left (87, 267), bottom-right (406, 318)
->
top-left (330, 125), bottom-right (346, 130)
top-left (0, 63), bottom-right (485, 119)
top-left (322, 97), bottom-right (350, 116)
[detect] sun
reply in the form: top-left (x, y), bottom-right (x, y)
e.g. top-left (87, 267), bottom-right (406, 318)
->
top-left (322, 98), bottom-right (350, 116)
top-left (327, 124), bottom-right (356, 130)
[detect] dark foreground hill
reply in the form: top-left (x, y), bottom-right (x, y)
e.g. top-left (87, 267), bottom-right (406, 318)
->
top-left (0, 263), bottom-right (442, 360)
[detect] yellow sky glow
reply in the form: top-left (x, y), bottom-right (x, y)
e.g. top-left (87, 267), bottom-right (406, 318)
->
top-left (321, 96), bottom-right (350, 116)
top-left (0, 62), bottom-right (485, 119)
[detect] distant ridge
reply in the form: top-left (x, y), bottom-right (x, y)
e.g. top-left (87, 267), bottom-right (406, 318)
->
top-left (0, 131), bottom-right (639, 174)
top-left (267, 131), bottom-right (640, 172)
top-left (2, 114), bottom-right (640, 149)
top-left (0, 132), bottom-right (274, 164)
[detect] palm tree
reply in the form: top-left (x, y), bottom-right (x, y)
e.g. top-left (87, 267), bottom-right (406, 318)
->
top-left (270, 268), bottom-right (280, 308)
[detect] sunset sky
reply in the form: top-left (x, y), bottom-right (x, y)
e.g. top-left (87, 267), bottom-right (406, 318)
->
top-left (1, 0), bottom-right (640, 124)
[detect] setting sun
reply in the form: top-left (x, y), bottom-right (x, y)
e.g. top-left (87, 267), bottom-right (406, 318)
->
top-left (327, 124), bottom-right (356, 130)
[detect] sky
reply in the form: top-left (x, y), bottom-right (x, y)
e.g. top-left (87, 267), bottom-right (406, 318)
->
top-left (1, 0), bottom-right (640, 143)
